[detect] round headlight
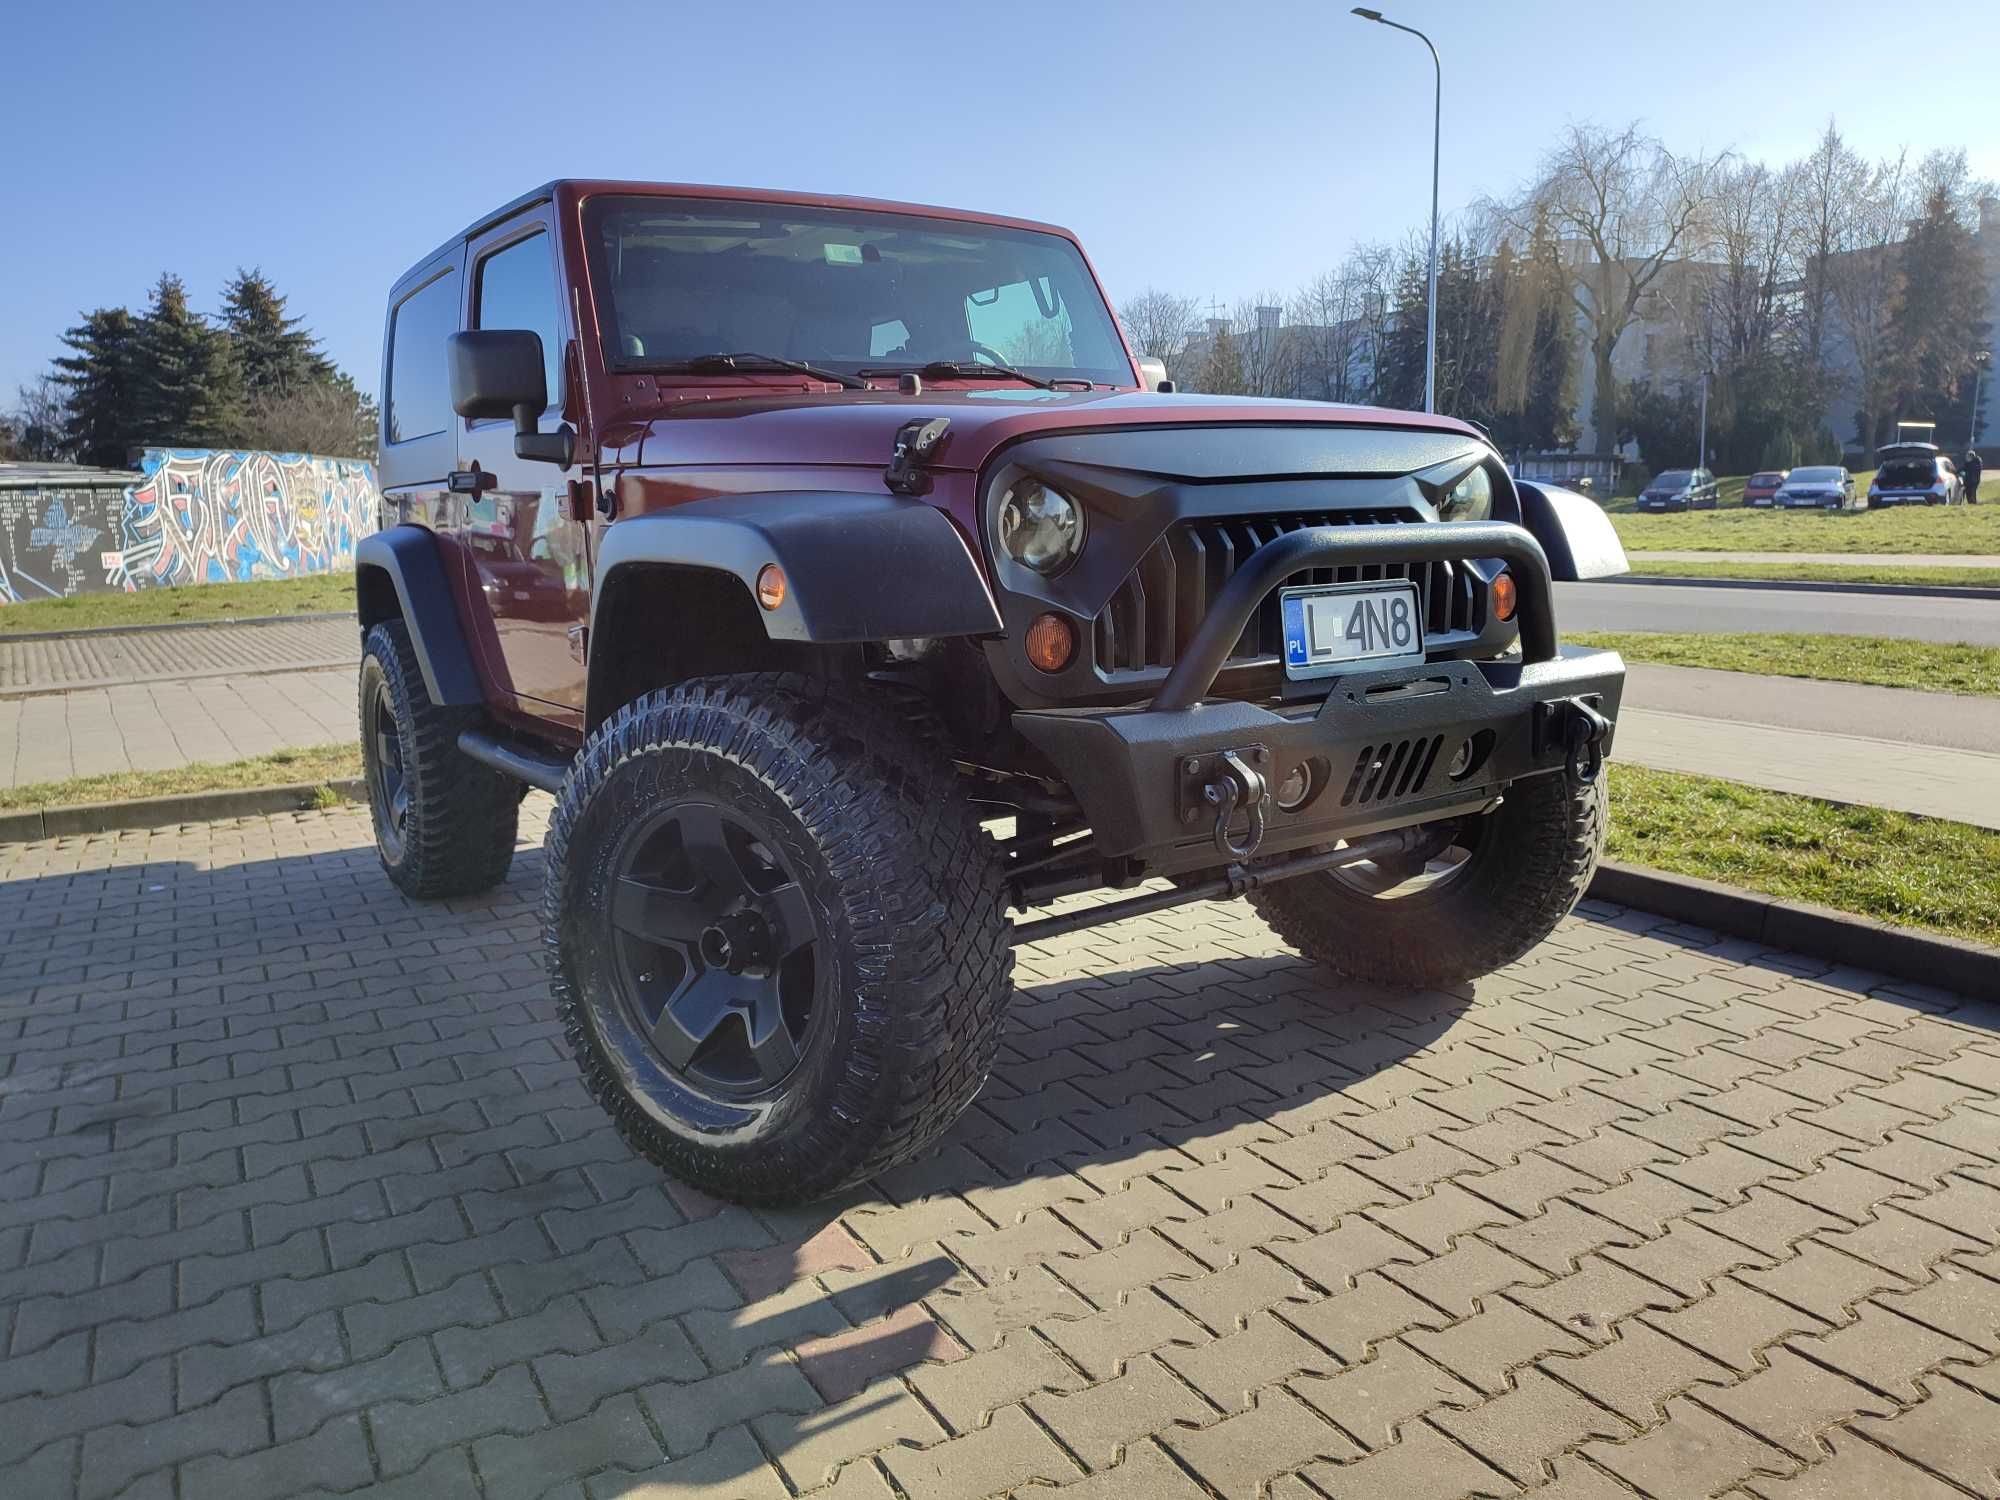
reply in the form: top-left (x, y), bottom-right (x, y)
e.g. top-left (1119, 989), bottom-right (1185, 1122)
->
top-left (1440, 465), bottom-right (1494, 522)
top-left (998, 479), bottom-right (1083, 574)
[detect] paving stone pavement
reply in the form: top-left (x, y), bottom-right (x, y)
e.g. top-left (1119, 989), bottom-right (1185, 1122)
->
top-left (0, 617), bottom-right (359, 696)
top-left (3, 802), bottom-right (1999, 1499)
top-left (0, 667), bottom-right (356, 788)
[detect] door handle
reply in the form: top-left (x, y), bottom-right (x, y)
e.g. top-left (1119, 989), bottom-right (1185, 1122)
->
top-left (448, 468), bottom-right (497, 495)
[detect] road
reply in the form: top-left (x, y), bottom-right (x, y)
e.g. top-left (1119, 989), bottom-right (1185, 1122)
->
top-left (1557, 579), bottom-right (2000, 644)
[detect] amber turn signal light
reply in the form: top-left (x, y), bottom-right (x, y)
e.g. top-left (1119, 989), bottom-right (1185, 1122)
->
top-left (755, 563), bottom-right (787, 611)
top-left (1025, 612), bottom-right (1077, 673)
top-left (1491, 570), bottom-right (1518, 623)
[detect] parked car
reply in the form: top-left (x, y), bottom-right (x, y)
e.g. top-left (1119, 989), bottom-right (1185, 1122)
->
top-left (1636, 468), bottom-right (1719, 511)
top-left (357, 178), bottom-right (1629, 1204)
top-left (1741, 470), bottom-right (1788, 507)
top-left (1774, 466), bottom-right (1859, 510)
top-left (1869, 445), bottom-right (1964, 506)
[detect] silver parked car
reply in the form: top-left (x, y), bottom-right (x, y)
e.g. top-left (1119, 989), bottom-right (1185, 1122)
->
top-left (1773, 466), bottom-right (1860, 510)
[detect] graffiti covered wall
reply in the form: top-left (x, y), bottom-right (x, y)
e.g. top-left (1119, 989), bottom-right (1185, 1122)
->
top-left (0, 449), bottom-right (381, 605)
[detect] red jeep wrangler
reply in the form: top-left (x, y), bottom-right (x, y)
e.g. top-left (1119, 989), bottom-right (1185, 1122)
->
top-left (359, 180), bottom-right (1627, 1204)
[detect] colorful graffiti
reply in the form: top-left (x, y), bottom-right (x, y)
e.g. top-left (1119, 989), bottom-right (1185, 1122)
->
top-left (112, 449), bottom-right (380, 591)
top-left (0, 449), bottom-right (381, 604)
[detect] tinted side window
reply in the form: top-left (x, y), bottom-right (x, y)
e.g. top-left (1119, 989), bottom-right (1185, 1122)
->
top-left (387, 271), bottom-right (457, 444)
top-left (476, 232), bottom-right (561, 409)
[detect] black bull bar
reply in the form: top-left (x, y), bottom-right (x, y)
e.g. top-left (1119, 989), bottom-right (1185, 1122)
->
top-left (1012, 520), bottom-right (1624, 864)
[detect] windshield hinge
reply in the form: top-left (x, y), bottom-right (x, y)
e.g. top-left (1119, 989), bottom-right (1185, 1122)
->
top-left (885, 417), bottom-right (951, 496)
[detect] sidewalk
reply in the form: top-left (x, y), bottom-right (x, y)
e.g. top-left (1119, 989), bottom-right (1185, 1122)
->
top-left (1627, 549), bottom-right (2000, 567)
top-left (1616, 662), bottom-right (2000, 829)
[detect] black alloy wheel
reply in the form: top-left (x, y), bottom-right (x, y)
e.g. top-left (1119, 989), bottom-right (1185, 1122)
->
top-left (363, 677), bottom-right (410, 863)
top-left (607, 801), bottom-right (822, 1094)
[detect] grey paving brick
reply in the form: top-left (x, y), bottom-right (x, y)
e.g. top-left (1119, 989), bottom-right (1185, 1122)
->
top-left (77, 1382), bottom-right (266, 1500)
top-left (177, 1412), bottom-right (374, 1500)
top-left (534, 1320), bottom-right (707, 1419)
top-left (344, 1272), bottom-right (506, 1361)
top-left (271, 1337), bottom-right (443, 1442)
top-left (0, 1359), bottom-right (173, 1469)
top-left (180, 1229), bottom-right (331, 1312)
top-left (369, 1363), bottom-right (546, 1477)
top-left (176, 1311), bottom-right (347, 1410)
top-left (470, 1392), bottom-right (665, 1500)
top-left (13, 1266), bottom-right (174, 1355)
top-left (435, 1296), bottom-right (602, 1388)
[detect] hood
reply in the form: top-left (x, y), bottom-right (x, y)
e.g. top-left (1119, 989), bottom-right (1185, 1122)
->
top-left (597, 388), bottom-right (1488, 477)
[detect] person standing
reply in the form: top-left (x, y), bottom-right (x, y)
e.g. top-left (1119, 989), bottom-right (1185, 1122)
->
top-left (1965, 450), bottom-right (1983, 504)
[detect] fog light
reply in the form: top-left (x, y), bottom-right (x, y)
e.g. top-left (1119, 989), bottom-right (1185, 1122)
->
top-left (755, 563), bottom-right (787, 611)
top-left (1025, 613), bottom-right (1077, 673)
top-left (1491, 570), bottom-right (1518, 623)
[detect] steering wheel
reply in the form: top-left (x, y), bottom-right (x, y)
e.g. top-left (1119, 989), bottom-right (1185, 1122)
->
top-left (962, 341), bottom-right (1011, 366)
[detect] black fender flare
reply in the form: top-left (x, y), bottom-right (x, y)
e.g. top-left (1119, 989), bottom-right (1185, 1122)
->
top-left (354, 526), bottom-right (485, 706)
top-left (1513, 479), bottom-right (1630, 581)
top-left (588, 492), bottom-right (1003, 644)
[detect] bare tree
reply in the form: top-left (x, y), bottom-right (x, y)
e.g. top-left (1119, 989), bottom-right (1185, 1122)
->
top-left (234, 380), bottom-right (378, 459)
top-left (1505, 123), bottom-right (1724, 449)
top-left (1828, 151), bottom-right (1913, 450)
top-left (7, 376), bottom-right (72, 461)
top-left (1701, 160), bottom-right (1797, 368)
top-left (1116, 289), bottom-right (1202, 380)
top-left (1791, 121), bottom-right (1867, 378)
top-left (1232, 295), bottom-right (1298, 398)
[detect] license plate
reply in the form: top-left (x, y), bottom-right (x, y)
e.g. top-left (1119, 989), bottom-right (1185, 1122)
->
top-left (1281, 581), bottom-right (1424, 679)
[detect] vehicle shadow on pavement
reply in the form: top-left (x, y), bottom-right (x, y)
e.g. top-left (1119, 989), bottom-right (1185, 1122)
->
top-left (0, 818), bottom-right (1984, 1497)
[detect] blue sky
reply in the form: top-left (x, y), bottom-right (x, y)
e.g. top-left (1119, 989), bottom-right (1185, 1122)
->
top-left (4, 0), bottom-right (1992, 403)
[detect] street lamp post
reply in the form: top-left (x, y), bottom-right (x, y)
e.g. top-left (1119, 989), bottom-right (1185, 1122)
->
top-left (1971, 350), bottom-right (1992, 452)
top-left (1352, 7), bottom-right (1440, 415)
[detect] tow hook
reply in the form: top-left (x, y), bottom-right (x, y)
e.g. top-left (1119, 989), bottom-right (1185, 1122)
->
top-left (1561, 698), bottom-right (1611, 783)
top-left (1202, 749), bottom-right (1272, 859)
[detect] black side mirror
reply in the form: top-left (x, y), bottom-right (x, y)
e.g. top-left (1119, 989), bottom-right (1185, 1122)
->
top-left (447, 330), bottom-right (574, 468)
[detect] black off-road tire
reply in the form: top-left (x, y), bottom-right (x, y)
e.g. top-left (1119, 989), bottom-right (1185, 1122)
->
top-left (544, 672), bottom-right (1012, 1205)
top-left (1250, 770), bottom-right (1607, 989)
top-left (358, 620), bottom-right (518, 898)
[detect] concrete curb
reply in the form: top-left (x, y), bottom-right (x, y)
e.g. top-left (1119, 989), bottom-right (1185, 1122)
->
top-left (0, 779), bottom-right (367, 843)
top-left (1608, 573), bottom-right (2000, 601)
top-left (1587, 860), bottom-right (1999, 998)
top-left (0, 610), bottom-right (356, 645)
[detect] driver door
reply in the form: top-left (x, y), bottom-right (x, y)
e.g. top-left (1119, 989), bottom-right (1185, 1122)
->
top-left (456, 209), bottom-right (591, 724)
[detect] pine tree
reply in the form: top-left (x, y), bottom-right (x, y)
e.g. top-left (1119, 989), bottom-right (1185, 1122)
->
top-left (132, 274), bottom-right (244, 448)
top-left (1891, 186), bottom-right (1989, 438)
top-left (53, 306), bottom-right (144, 468)
top-left (220, 268), bottom-right (334, 400)
top-left (1202, 322), bottom-right (1245, 395)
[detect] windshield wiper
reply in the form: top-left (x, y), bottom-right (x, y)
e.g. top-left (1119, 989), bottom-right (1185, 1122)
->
top-left (859, 359), bottom-right (1058, 391)
top-left (664, 352), bottom-right (868, 390)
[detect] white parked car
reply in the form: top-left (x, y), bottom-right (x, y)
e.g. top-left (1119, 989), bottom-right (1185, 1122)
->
top-left (1869, 446), bottom-right (1964, 507)
top-left (1773, 466), bottom-right (1860, 510)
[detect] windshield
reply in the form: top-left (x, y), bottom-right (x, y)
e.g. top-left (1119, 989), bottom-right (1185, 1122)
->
top-left (583, 196), bottom-right (1134, 385)
top-left (1790, 467), bottom-right (1843, 482)
top-left (1749, 472), bottom-right (1785, 485)
top-left (1650, 471), bottom-right (1691, 487)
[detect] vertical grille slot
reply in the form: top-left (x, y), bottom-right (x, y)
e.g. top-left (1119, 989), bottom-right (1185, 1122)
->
top-left (1092, 509), bottom-right (1480, 675)
top-left (1340, 735), bottom-right (1445, 807)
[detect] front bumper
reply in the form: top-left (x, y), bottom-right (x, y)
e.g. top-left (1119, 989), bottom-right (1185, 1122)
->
top-left (1012, 520), bottom-right (1625, 866)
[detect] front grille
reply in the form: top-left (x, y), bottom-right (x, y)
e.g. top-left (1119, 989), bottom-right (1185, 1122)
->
top-left (1093, 510), bottom-right (1481, 673)
top-left (1341, 735), bottom-right (1445, 806)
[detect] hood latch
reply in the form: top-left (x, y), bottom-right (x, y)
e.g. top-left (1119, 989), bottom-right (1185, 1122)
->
top-left (885, 417), bottom-right (951, 496)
